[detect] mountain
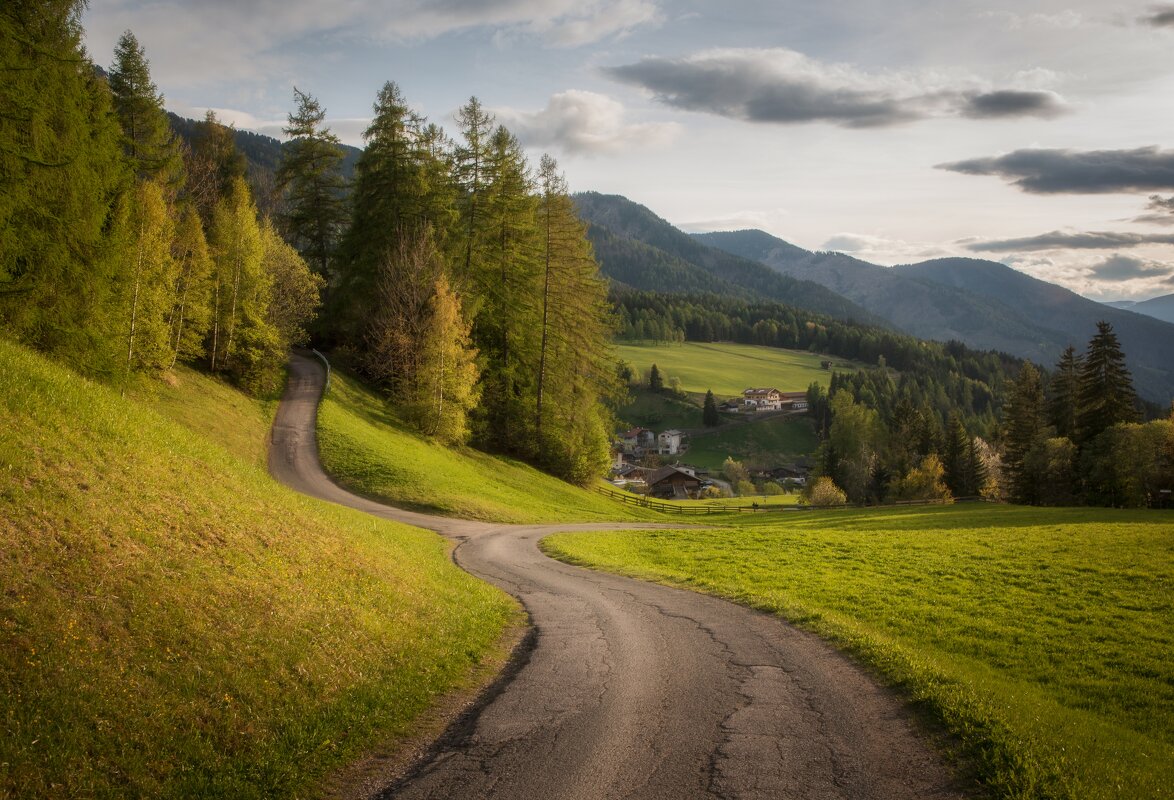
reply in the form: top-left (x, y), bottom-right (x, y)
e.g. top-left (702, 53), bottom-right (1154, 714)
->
top-left (574, 194), bottom-right (882, 325)
top-left (697, 230), bottom-right (1174, 403)
top-left (1112, 293), bottom-right (1174, 325)
top-left (167, 112), bottom-right (362, 180)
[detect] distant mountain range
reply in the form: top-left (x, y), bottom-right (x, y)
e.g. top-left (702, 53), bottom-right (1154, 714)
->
top-left (694, 230), bottom-right (1174, 404)
top-left (573, 193), bottom-right (885, 326)
top-left (1103, 294), bottom-right (1174, 325)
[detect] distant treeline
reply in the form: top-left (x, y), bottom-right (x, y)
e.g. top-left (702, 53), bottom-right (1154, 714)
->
top-left (614, 290), bottom-right (1173, 507)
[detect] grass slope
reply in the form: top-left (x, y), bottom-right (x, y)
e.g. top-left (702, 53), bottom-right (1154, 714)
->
top-left (544, 505), bottom-right (1174, 800)
top-left (315, 369), bottom-right (657, 524)
top-left (0, 339), bottom-right (519, 798)
top-left (686, 415), bottom-right (818, 471)
top-left (616, 341), bottom-right (853, 399)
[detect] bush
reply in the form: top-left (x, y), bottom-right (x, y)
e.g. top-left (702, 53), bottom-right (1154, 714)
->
top-left (805, 476), bottom-right (847, 507)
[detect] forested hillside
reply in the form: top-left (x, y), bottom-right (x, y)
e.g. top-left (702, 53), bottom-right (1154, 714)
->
top-left (696, 229), bottom-right (1174, 403)
top-left (575, 193), bottom-right (884, 325)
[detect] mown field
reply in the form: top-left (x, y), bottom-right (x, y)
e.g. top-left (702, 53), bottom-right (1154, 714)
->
top-left (544, 504), bottom-right (1174, 800)
top-left (315, 368), bottom-right (657, 524)
top-left (616, 340), bottom-right (854, 400)
top-left (0, 339), bottom-right (520, 798)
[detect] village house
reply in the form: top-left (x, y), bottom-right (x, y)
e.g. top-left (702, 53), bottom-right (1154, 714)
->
top-left (619, 427), bottom-right (657, 454)
top-left (657, 429), bottom-right (686, 456)
top-left (779, 391), bottom-right (809, 411)
top-left (646, 466), bottom-right (701, 499)
top-left (742, 388), bottom-right (783, 411)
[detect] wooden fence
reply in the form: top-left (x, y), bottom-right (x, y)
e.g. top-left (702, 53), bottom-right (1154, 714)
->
top-left (596, 485), bottom-right (980, 515)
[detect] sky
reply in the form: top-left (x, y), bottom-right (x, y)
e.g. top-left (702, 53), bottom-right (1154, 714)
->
top-left (82, 0), bottom-right (1174, 302)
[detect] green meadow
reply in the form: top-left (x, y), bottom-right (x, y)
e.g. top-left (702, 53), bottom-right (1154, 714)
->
top-left (616, 340), bottom-right (853, 400)
top-left (686, 414), bottom-right (819, 470)
top-left (543, 504), bottom-right (1174, 800)
top-left (315, 368), bottom-right (657, 523)
top-left (0, 339), bottom-right (520, 798)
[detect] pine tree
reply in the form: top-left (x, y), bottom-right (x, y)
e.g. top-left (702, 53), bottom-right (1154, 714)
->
top-left (277, 88), bottom-right (347, 277)
top-left (649, 363), bottom-right (664, 391)
top-left (1, 0), bottom-right (131, 375)
top-left (1002, 362), bottom-right (1048, 504)
top-left (703, 390), bottom-right (720, 427)
top-left (1048, 345), bottom-right (1082, 441)
top-left (184, 110), bottom-right (246, 226)
top-left (108, 30), bottom-right (181, 186)
top-left (1076, 321), bottom-right (1138, 445)
top-left (453, 97), bottom-right (494, 284)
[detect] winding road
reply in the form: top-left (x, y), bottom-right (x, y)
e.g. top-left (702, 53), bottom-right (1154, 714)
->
top-left (269, 353), bottom-right (966, 800)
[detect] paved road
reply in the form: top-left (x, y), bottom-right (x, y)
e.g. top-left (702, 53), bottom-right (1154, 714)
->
top-left (270, 353), bottom-right (966, 800)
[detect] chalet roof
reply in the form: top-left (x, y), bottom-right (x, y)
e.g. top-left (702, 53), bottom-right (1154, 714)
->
top-left (647, 466), bottom-right (702, 486)
top-left (779, 391), bottom-right (808, 400)
top-left (659, 429), bottom-right (683, 436)
top-left (743, 387), bottom-right (780, 397)
top-left (621, 427), bottom-right (650, 438)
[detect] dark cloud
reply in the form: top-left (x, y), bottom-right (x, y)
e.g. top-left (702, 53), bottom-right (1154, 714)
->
top-left (1134, 194), bottom-right (1174, 225)
top-left (939, 147), bottom-right (1174, 193)
top-left (1140, 5), bottom-right (1174, 26)
top-left (1088, 255), bottom-right (1174, 281)
top-left (604, 53), bottom-right (915, 127)
top-left (604, 49), bottom-right (1068, 128)
top-left (961, 90), bottom-right (1066, 119)
top-left (968, 230), bottom-right (1174, 252)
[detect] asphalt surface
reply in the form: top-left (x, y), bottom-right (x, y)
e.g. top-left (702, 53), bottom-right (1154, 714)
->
top-left (269, 352), bottom-right (967, 800)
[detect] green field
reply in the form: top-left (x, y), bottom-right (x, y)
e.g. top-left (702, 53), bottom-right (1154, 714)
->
top-left (543, 504), bottom-right (1174, 800)
top-left (686, 415), bottom-right (819, 471)
top-left (316, 368), bottom-right (657, 524)
top-left (0, 339), bottom-right (519, 798)
top-left (617, 340), bottom-right (852, 400)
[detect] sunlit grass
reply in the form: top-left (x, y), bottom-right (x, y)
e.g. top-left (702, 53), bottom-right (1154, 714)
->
top-left (0, 338), bottom-right (519, 798)
top-left (543, 504), bottom-right (1174, 800)
top-left (315, 369), bottom-right (659, 524)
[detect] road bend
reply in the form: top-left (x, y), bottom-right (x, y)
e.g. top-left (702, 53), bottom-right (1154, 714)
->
top-left (270, 352), bottom-right (966, 800)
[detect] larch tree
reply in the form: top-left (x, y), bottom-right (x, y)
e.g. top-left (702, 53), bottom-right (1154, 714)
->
top-left (453, 97), bottom-right (494, 284)
top-left (184, 110), bottom-right (246, 226)
top-left (531, 154), bottom-right (619, 482)
top-left (108, 30), bottom-right (182, 186)
top-left (277, 88), bottom-right (347, 278)
top-left (207, 178), bottom-right (265, 379)
top-left (1076, 321), bottom-right (1138, 445)
top-left (472, 126), bottom-right (541, 455)
top-left (120, 179), bottom-right (177, 389)
top-left (405, 273), bottom-right (480, 445)
top-left (167, 205), bottom-right (214, 368)
top-left (260, 220), bottom-right (323, 350)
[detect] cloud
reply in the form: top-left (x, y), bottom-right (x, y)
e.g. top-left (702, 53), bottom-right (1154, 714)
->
top-left (603, 48), bottom-right (1068, 128)
top-left (939, 147), bottom-right (1174, 194)
top-left (820, 232), bottom-right (957, 264)
top-left (496, 90), bottom-right (678, 156)
top-left (1133, 195), bottom-right (1174, 226)
top-left (1087, 254), bottom-right (1174, 281)
top-left (1140, 5), bottom-right (1174, 27)
top-left (961, 90), bottom-right (1067, 119)
top-left (968, 230), bottom-right (1174, 252)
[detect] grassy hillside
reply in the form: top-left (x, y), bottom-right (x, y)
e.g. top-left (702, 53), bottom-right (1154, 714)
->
top-left (544, 505), bottom-right (1174, 800)
top-left (686, 415), bottom-right (818, 471)
top-left (617, 341), bottom-right (851, 400)
top-left (0, 339), bottom-right (519, 798)
top-left (315, 369), bottom-right (658, 524)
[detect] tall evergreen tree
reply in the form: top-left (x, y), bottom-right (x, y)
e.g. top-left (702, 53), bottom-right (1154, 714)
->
top-left (1, 0), bottom-right (130, 375)
top-left (649, 363), bottom-right (663, 391)
top-left (1076, 321), bottom-right (1138, 445)
top-left (1048, 345), bottom-right (1083, 441)
top-left (108, 30), bottom-right (181, 186)
top-left (1002, 362), bottom-right (1048, 504)
top-left (703, 390), bottom-right (720, 427)
top-left (184, 110), bottom-right (246, 226)
top-left (277, 88), bottom-right (347, 277)
top-left (453, 97), bottom-right (494, 284)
